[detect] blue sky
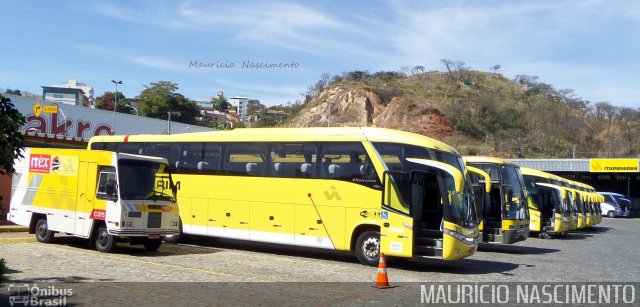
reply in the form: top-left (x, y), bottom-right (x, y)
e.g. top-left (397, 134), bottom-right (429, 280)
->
top-left (1, 0), bottom-right (639, 107)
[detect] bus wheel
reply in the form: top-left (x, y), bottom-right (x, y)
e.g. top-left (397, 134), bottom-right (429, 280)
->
top-left (94, 226), bottom-right (116, 253)
top-left (35, 218), bottom-right (55, 243)
top-left (355, 230), bottom-right (380, 266)
top-left (143, 238), bottom-right (162, 251)
top-left (608, 211), bottom-right (615, 218)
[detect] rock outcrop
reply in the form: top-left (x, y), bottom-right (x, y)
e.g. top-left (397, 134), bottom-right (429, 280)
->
top-left (289, 85), bottom-right (453, 139)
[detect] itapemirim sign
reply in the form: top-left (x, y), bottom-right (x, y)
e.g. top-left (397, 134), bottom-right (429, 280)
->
top-left (590, 159), bottom-right (639, 173)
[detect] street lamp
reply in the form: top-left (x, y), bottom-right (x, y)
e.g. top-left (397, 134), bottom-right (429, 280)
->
top-left (111, 80), bottom-right (123, 134)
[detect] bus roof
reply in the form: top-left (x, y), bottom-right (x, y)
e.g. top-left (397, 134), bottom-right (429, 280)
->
top-left (463, 156), bottom-right (517, 166)
top-left (520, 167), bottom-right (555, 179)
top-left (88, 127), bottom-right (459, 154)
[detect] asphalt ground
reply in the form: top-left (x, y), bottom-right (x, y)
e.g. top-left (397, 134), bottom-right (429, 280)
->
top-left (0, 218), bottom-right (638, 306)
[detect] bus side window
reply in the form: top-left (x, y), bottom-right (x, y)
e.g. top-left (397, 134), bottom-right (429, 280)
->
top-left (225, 143), bottom-right (266, 176)
top-left (319, 142), bottom-right (380, 188)
top-left (144, 143), bottom-right (181, 172)
top-left (180, 142), bottom-right (204, 173)
top-left (119, 143), bottom-right (143, 155)
top-left (103, 143), bottom-right (117, 152)
top-left (200, 143), bottom-right (222, 174)
top-left (270, 143), bottom-right (317, 178)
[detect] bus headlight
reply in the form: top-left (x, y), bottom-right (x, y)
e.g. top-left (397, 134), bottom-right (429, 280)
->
top-left (443, 228), bottom-right (476, 245)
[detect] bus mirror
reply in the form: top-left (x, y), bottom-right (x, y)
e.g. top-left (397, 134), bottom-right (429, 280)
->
top-left (171, 182), bottom-right (178, 197)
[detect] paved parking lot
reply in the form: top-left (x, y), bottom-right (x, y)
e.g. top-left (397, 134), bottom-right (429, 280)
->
top-left (1, 218), bottom-right (638, 305)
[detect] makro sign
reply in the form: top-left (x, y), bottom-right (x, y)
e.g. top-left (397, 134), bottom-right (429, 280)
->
top-left (590, 159), bottom-right (639, 173)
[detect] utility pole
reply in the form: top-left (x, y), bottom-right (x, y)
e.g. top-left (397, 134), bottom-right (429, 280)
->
top-left (167, 111), bottom-right (181, 134)
top-left (111, 80), bottom-right (123, 134)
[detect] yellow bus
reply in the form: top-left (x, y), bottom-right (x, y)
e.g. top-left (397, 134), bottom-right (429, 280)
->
top-left (519, 167), bottom-right (569, 237)
top-left (464, 157), bottom-right (530, 244)
top-left (88, 127), bottom-right (479, 265)
top-left (562, 180), bottom-right (589, 229)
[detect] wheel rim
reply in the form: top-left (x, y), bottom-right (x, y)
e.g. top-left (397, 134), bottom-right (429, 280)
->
top-left (361, 236), bottom-right (380, 260)
top-left (37, 222), bottom-right (47, 238)
top-left (97, 230), bottom-right (109, 247)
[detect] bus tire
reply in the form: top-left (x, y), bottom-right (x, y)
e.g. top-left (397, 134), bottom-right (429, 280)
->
top-left (94, 226), bottom-right (116, 253)
top-left (35, 218), bottom-right (54, 243)
top-left (607, 211), bottom-right (615, 218)
top-left (143, 238), bottom-right (162, 251)
top-left (355, 230), bottom-right (380, 266)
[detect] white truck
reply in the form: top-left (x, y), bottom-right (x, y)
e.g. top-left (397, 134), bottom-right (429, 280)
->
top-left (9, 148), bottom-right (179, 252)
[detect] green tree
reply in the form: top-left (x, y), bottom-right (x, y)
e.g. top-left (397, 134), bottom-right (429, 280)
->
top-left (95, 91), bottom-right (133, 114)
top-left (209, 118), bottom-right (226, 130)
top-left (138, 81), bottom-right (200, 124)
top-left (0, 94), bottom-right (25, 175)
top-left (4, 89), bottom-right (21, 95)
top-left (212, 96), bottom-right (231, 112)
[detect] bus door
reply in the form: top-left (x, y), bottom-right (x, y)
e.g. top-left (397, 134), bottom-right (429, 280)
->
top-left (381, 159), bottom-right (465, 259)
top-left (466, 166), bottom-right (490, 233)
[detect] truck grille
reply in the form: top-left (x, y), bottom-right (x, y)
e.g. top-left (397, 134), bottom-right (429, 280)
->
top-left (147, 212), bottom-right (162, 228)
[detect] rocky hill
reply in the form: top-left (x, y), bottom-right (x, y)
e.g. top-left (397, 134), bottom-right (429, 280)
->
top-left (289, 85), bottom-right (454, 139)
top-left (287, 70), bottom-right (640, 158)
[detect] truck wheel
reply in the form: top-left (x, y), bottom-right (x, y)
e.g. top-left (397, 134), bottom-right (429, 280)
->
top-left (355, 230), bottom-right (380, 266)
top-left (35, 218), bottom-right (55, 243)
top-left (608, 211), bottom-right (615, 218)
top-left (94, 226), bottom-right (116, 253)
top-left (143, 238), bottom-right (163, 251)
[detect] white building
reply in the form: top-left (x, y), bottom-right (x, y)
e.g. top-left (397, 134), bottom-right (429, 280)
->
top-left (229, 95), bottom-right (249, 122)
top-left (42, 80), bottom-right (94, 107)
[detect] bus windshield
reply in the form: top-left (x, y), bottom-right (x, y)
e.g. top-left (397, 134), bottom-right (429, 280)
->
top-left (446, 176), bottom-right (479, 227)
top-left (118, 159), bottom-right (176, 202)
top-left (373, 142), bottom-right (477, 227)
top-left (502, 166), bottom-right (529, 220)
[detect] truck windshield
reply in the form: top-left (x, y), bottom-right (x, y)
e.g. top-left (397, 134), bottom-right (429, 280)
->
top-left (118, 159), bottom-right (176, 202)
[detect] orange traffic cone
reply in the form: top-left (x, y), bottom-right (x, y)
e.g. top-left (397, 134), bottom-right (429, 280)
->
top-left (373, 253), bottom-right (396, 289)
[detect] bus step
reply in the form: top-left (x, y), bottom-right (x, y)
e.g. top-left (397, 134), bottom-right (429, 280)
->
top-left (483, 227), bottom-right (502, 235)
top-left (484, 221), bottom-right (502, 229)
top-left (415, 237), bottom-right (442, 246)
top-left (414, 245), bottom-right (443, 257)
top-left (414, 228), bottom-right (442, 238)
top-left (484, 233), bottom-right (503, 243)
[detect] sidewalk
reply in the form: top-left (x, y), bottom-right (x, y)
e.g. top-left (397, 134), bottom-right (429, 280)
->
top-left (0, 224), bottom-right (28, 232)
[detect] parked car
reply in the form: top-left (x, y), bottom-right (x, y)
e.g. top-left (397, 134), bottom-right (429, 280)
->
top-left (598, 192), bottom-right (630, 218)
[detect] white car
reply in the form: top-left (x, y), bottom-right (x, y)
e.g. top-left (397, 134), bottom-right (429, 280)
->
top-left (599, 192), bottom-right (630, 218)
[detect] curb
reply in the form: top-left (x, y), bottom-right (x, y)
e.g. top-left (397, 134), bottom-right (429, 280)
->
top-left (0, 225), bottom-right (29, 233)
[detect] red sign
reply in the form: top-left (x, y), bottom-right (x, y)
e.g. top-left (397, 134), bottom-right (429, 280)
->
top-left (29, 154), bottom-right (51, 173)
top-left (90, 209), bottom-right (106, 220)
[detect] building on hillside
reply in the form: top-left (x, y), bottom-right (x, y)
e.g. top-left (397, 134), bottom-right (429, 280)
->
top-left (229, 95), bottom-right (249, 123)
top-left (42, 80), bottom-right (94, 107)
top-left (198, 107), bottom-right (231, 127)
